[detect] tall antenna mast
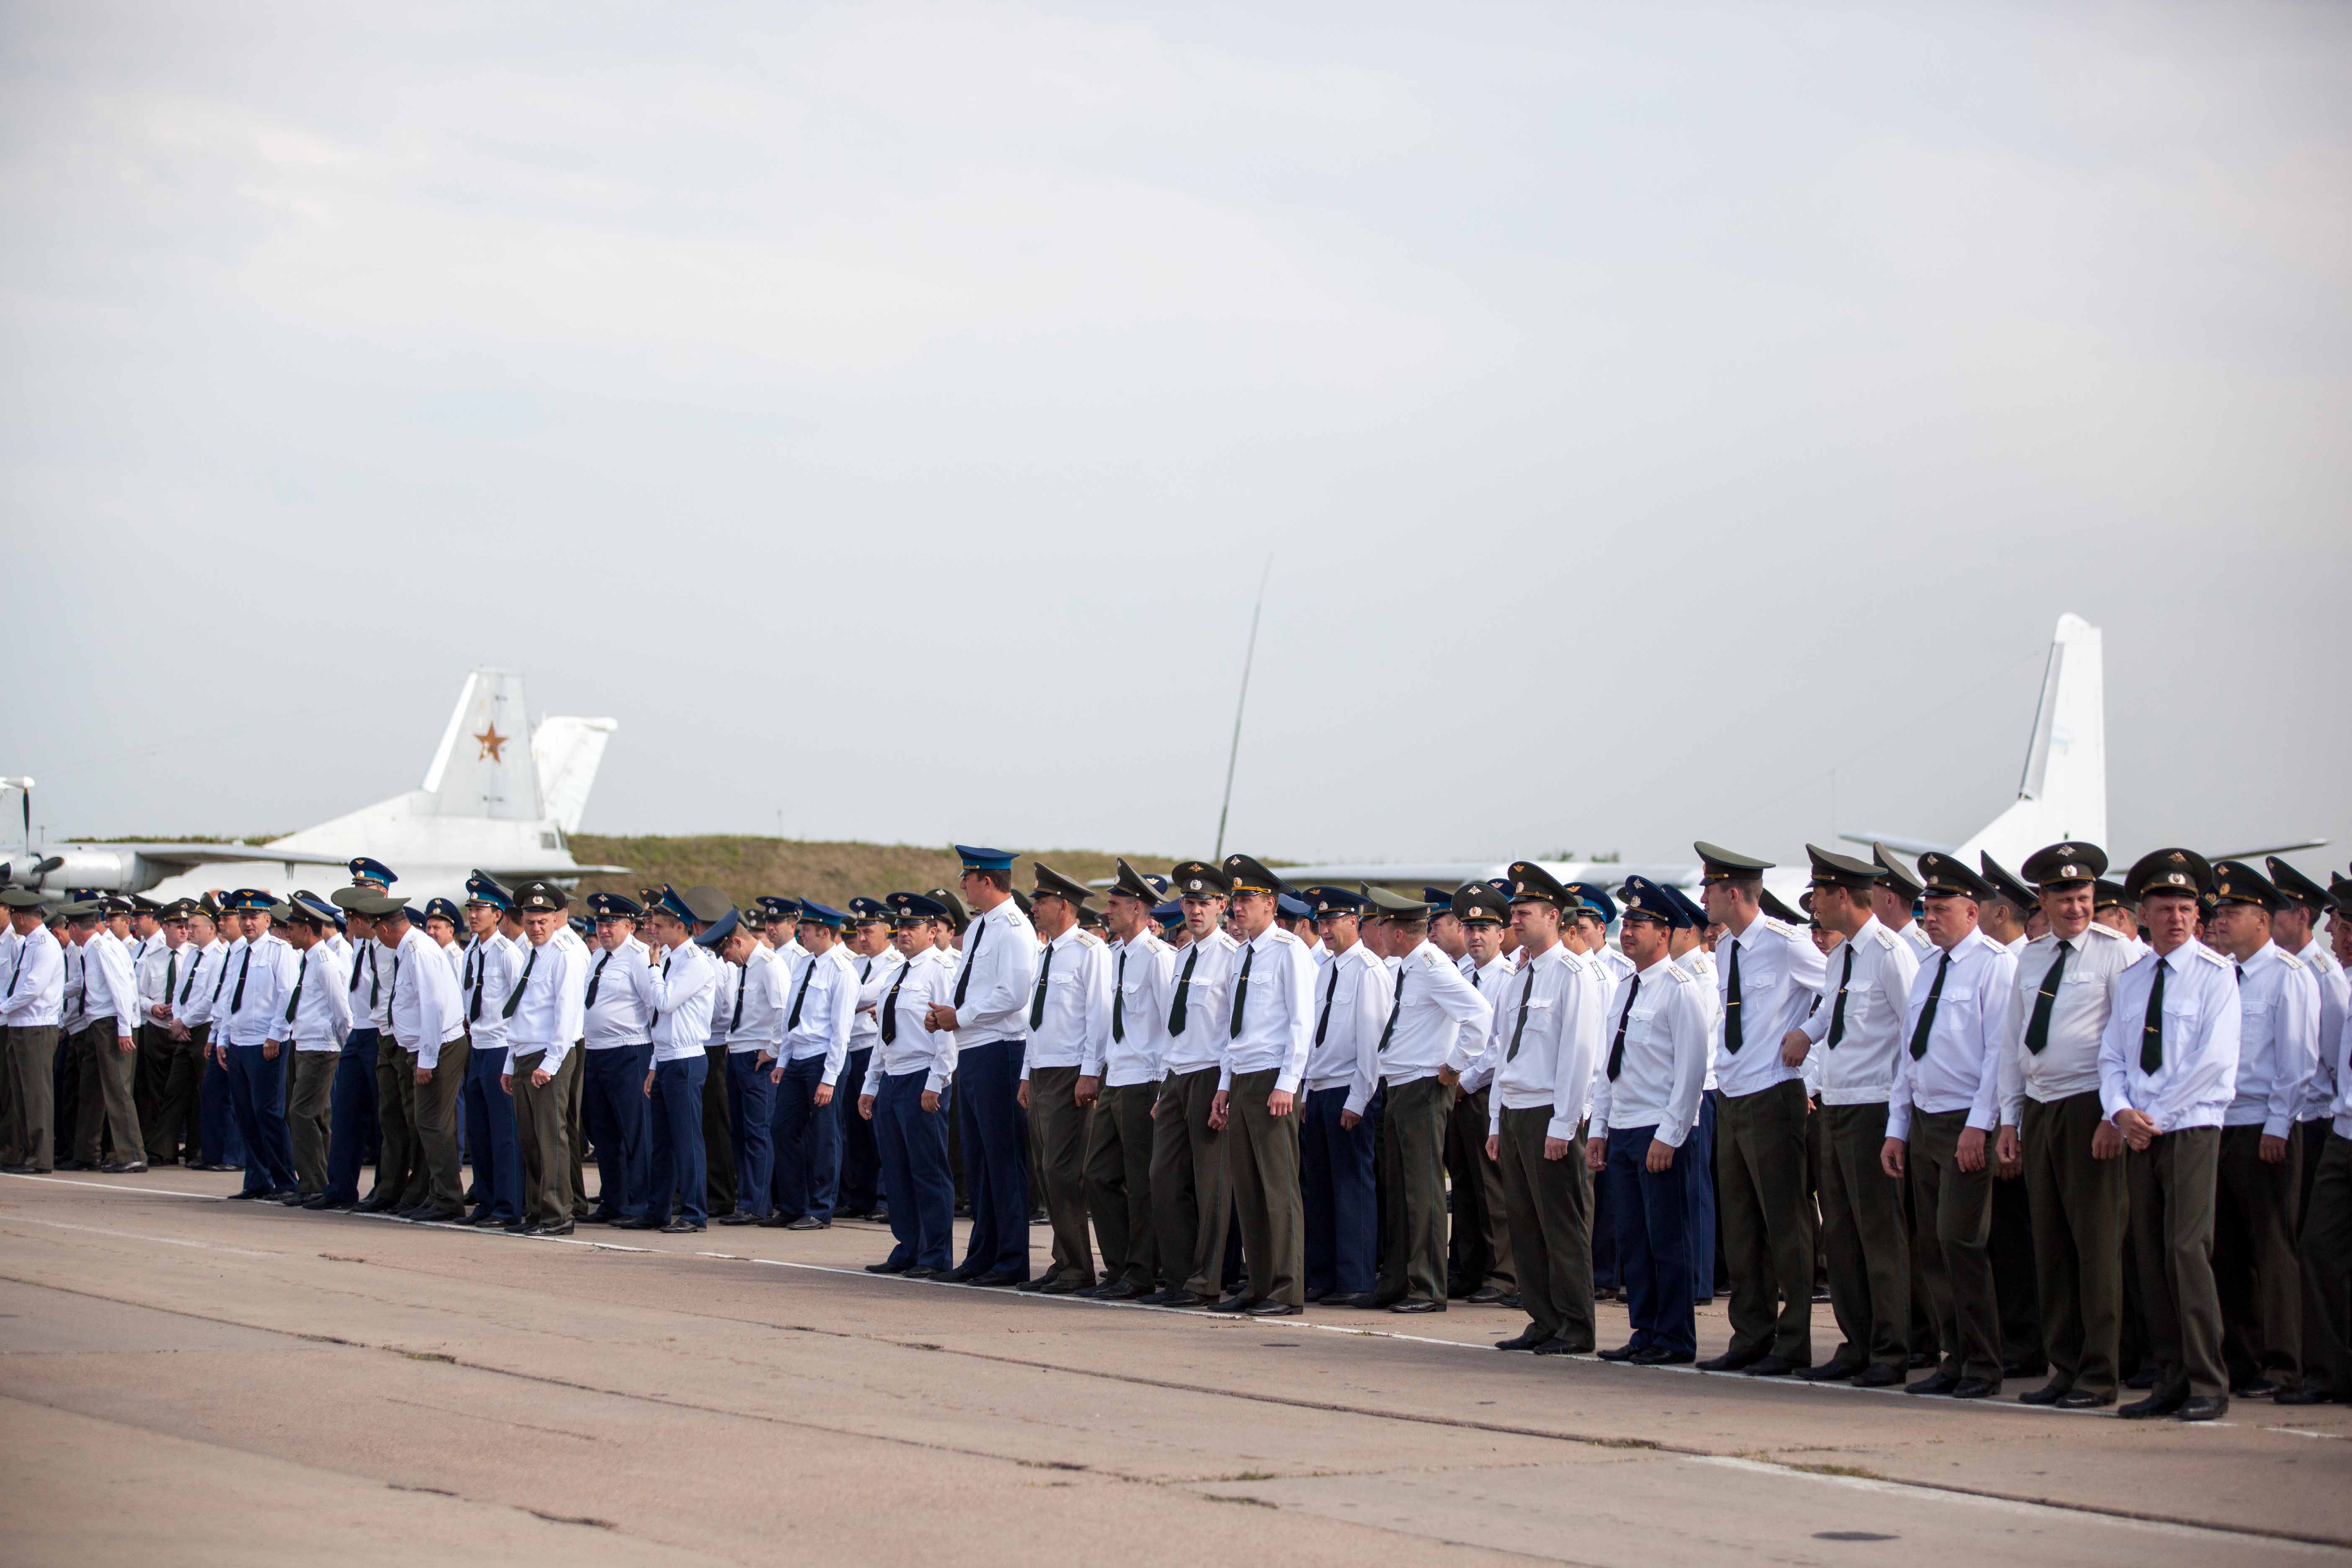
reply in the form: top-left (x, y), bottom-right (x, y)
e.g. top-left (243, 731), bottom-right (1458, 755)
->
top-left (1213, 556), bottom-right (1272, 861)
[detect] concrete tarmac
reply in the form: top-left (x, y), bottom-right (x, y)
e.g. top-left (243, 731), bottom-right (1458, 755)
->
top-left (3, 1168), bottom-right (2348, 1566)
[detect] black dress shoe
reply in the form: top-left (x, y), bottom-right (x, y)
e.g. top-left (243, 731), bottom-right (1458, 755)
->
top-left (2055, 1388), bottom-right (2114, 1409)
top-left (1853, 1363), bottom-right (1905, 1388)
top-left (866, 1260), bottom-right (912, 1274)
top-left (100, 1160), bottom-right (149, 1174)
top-left (1906, 1371), bottom-right (1961, 1396)
top-left (352, 1195), bottom-right (395, 1213)
top-left (2118, 1389), bottom-right (2184, 1420)
top-left (615, 1216), bottom-right (662, 1230)
top-left (1086, 1281), bottom-right (1145, 1301)
top-left (1795, 1360), bottom-right (1862, 1383)
top-left (2017, 1381), bottom-right (2069, 1406)
top-left (1950, 1377), bottom-right (1999, 1400)
top-left (1496, 1331), bottom-right (1549, 1351)
top-left (1467, 1286), bottom-right (1507, 1305)
top-left (2230, 1377), bottom-right (2278, 1399)
top-left (2274, 1383), bottom-right (2333, 1406)
top-left (715, 1212), bottom-right (759, 1226)
top-left (301, 1194), bottom-right (337, 1210)
top-left (1746, 1355), bottom-right (1798, 1377)
top-left (1035, 1277), bottom-right (1085, 1296)
top-left (658, 1219), bottom-right (705, 1234)
top-left (2125, 1367), bottom-right (2158, 1390)
top-left (2174, 1395), bottom-right (2229, 1422)
top-left (1907, 1350), bottom-right (1935, 1369)
top-left (1533, 1338), bottom-right (1592, 1357)
top-left (943, 1264), bottom-right (987, 1283)
top-left (1631, 1346), bottom-right (1693, 1365)
top-left (758, 1213), bottom-right (795, 1227)
top-left (1207, 1293), bottom-right (1256, 1313)
top-left (1347, 1292), bottom-right (1404, 1310)
top-left (785, 1216), bottom-right (830, 1231)
top-left (972, 1270), bottom-right (1025, 1287)
top-left (1598, 1341), bottom-right (1643, 1362)
top-left (902, 1266), bottom-right (939, 1280)
top-left (1247, 1301), bottom-right (1302, 1317)
top-left (1496, 1293), bottom-right (1522, 1309)
top-left (277, 1191), bottom-right (310, 1206)
top-left (1390, 1298), bottom-right (1445, 1315)
top-left (1698, 1348), bottom-right (1764, 1373)
top-left (409, 1206), bottom-right (464, 1224)
top-left (529, 1219), bottom-right (575, 1237)
top-left (1303, 1285), bottom-right (1331, 1303)
top-left (578, 1212), bottom-right (618, 1225)
top-left (1148, 1290), bottom-right (1207, 1308)
top-left (224, 1189), bottom-right (267, 1201)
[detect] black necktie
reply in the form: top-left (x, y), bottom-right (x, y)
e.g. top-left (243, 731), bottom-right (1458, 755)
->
top-left (952, 918), bottom-right (984, 1007)
top-left (1375, 965), bottom-right (1407, 1052)
top-left (1168, 945), bottom-right (1199, 1036)
top-left (2024, 940), bottom-right (2070, 1055)
top-left (467, 942), bottom-right (486, 1023)
top-left (1607, 975), bottom-right (1641, 1080)
top-left (861, 957), bottom-right (873, 983)
top-left (283, 949), bottom-right (307, 1025)
top-left (730, 965), bottom-right (747, 1030)
top-left (1229, 945), bottom-right (1254, 1038)
top-left (586, 949), bottom-right (611, 1009)
top-left (211, 948), bottom-right (232, 1005)
top-left (349, 944), bottom-right (364, 993)
top-left (882, 959), bottom-right (910, 1044)
top-left (389, 952), bottom-right (400, 1012)
top-left (1826, 945), bottom-right (1854, 1046)
top-left (1314, 960), bottom-right (1339, 1047)
top-left (503, 945), bottom-right (537, 1019)
top-left (179, 949), bottom-right (201, 1004)
top-left (165, 948), bottom-right (179, 1004)
top-left (1723, 937), bottom-right (1743, 1053)
top-left (1506, 964), bottom-right (1537, 1062)
top-left (5, 945), bottom-right (22, 999)
top-left (1112, 948), bottom-right (1127, 1044)
top-left (1031, 941), bottom-right (1055, 1031)
top-left (230, 948), bottom-right (252, 1013)
top-left (2141, 957), bottom-right (2168, 1073)
top-left (1909, 950), bottom-right (1950, 1060)
top-left (787, 956), bottom-right (816, 1031)
top-left (369, 948), bottom-right (381, 1008)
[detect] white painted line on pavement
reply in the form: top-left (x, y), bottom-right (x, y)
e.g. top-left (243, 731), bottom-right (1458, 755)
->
top-left (2, 1215), bottom-right (278, 1256)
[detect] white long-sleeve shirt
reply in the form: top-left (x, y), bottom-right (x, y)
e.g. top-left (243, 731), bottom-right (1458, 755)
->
top-left (2099, 940), bottom-right (2241, 1134)
top-left (1160, 929), bottom-right (1240, 1075)
top-left (1220, 923), bottom-right (1315, 1095)
top-left (649, 941), bottom-right (720, 1063)
top-left (504, 928), bottom-right (588, 1075)
top-left (459, 932), bottom-right (525, 1056)
top-left (721, 945), bottom-right (787, 1053)
top-left (1378, 940), bottom-right (1493, 1088)
top-left (1482, 942), bottom-right (1604, 1142)
top-left (218, 933), bottom-right (301, 1049)
top-left (286, 940), bottom-right (354, 1051)
top-left (846, 946), bottom-right (903, 1056)
top-left (1306, 939), bottom-right (1390, 1115)
top-left (385, 926), bottom-right (464, 1066)
top-left (780, 943), bottom-right (858, 1085)
top-left (1997, 922), bottom-right (2139, 1127)
top-left (946, 900), bottom-right (1039, 1050)
top-left (1887, 928), bottom-right (2015, 1140)
top-left (2226, 941), bottom-right (2320, 1138)
top-left (1714, 912), bottom-right (1828, 1098)
top-left (1455, 952), bottom-right (1517, 1093)
top-left (2295, 939), bottom-right (2349, 1124)
top-left (1589, 957), bottom-right (1710, 1147)
top-left (1021, 926), bottom-right (1113, 1077)
top-left (0, 924), bottom-right (64, 1027)
top-left (874, 946), bottom-right (958, 1094)
top-left (79, 930), bottom-right (139, 1034)
top-left (584, 937), bottom-right (658, 1050)
top-left (1800, 916), bottom-right (1920, 1106)
top-left (137, 936), bottom-right (183, 1021)
top-left (1086, 932), bottom-right (1176, 1088)
top-left (173, 939), bottom-right (229, 1030)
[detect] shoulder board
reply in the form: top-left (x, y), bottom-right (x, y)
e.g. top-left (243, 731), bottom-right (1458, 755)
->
top-left (1076, 930), bottom-right (1104, 948)
top-left (1664, 965), bottom-right (1696, 985)
top-left (2192, 946), bottom-right (2230, 968)
top-left (1870, 927), bottom-right (1898, 951)
top-left (2083, 922), bottom-right (2122, 940)
top-left (2280, 950), bottom-right (2306, 972)
top-left (1759, 916), bottom-right (1794, 937)
top-left (1268, 928), bottom-right (1301, 947)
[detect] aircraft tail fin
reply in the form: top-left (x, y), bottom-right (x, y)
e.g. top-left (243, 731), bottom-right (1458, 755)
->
top-left (1955, 614), bottom-right (2106, 867)
top-left (419, 670), bottom-right (542, 822)
top-left (532, 716), bottom-right (617, 836)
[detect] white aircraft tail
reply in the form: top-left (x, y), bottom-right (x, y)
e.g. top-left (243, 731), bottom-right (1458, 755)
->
top-left (533, 716), bottom-right (616, 837)
top-left (1954, 614), bottom-right (2107, 868)
top-left (420, 670), bottom-right (542, 820)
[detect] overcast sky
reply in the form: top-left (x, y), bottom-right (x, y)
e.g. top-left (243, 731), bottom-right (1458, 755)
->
top-left (5, 2), bottom-right (2347, 879)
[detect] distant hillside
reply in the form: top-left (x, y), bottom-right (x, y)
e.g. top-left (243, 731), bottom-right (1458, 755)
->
top-left (568, 836), bottom-right (1187, 910)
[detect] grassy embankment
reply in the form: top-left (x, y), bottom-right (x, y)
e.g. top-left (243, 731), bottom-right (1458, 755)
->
top-left (568, 837), bottom-right (1189, 910)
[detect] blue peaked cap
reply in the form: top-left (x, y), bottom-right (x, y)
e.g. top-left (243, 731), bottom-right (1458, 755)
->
top-left (954, 844), bottom-right (1015, 872)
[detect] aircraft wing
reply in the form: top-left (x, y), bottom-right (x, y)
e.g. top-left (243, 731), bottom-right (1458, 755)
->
top-left (105, 842), bottom-right (359, 869)
top-left (1839, 832), bottom-right (1951, 858)
top-left (472, 864), bottom-right (633, 881)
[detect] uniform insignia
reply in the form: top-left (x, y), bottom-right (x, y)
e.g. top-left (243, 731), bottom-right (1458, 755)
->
top-left (2280, 951), bottom-right (2306, 971)
top-left (1186, 879), bottom-right (1203, 892)
top-left (1759, 916), bottom-right (1791, 935)
top-left (1870, 927), bottom-right (1897, 950)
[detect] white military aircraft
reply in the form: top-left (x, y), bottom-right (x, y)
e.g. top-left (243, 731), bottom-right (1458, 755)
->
top-left (1272, 613), bottom-right (2322, 909)
top-left (1, 670), bottom-right (626, 905)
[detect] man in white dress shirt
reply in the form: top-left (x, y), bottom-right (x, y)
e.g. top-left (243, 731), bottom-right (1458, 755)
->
top-left (1016, 864), bottom-right (1112, 1294)
top-left (279, 892), bottom-right (353, 1204)
top-left (1078, 861), bottom-right (1172, 1301)
top-left (1298, 884), bottom-right (1387, 1307)
top-left (1445, 882), bottom-right (1518, 1307)
top-left (1, 889), bottom-right (66, 1172)
top-left (714, 900), bottom-right (785, 1227)
top-left (455, 876), bottom-right (526, 1228)
top-left (503, 879), bottom-right (589, 1237)
top-left (2267, 858), bottom-right (2351, 1406)
top-left (927, 847), bottom-right (1040, 1286)
top-left (861, 892), bottom-right (962, 1277)
top-left (1207, 854), bottom-right (1317, 1316)
top-left (1873, 845), bottom-right (1935, 955)
top-left (766, 900), bottom-right (859, 1231)
top-left (2105, 849), bottom-right (2241, 1422)
top-left (1143, 859), bottom-right (1240, 1305)
top-left (2292, 870), bottom-right (2352, 1405)
top-left (214, 890), bottom-right (302, 1200)
top-left (1879, 854), bottom-right (2018, 1400)
top-left (69, 897), bottom-right (145, 1172)
top-left (581, 892), bottom-right (661, 1225)
top-left (836, 898), bottom-right (900, 1221)
top-left (1586, 877), bottom-right (1711, 1364)
top-left (2204, 860), bottom-right (2321, 1400)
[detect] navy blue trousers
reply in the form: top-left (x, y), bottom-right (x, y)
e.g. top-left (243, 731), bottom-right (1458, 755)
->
top-left (226, 1044), bottom-right (294, 1194)
top-left (837, 1045), bottom-right (882, 1212)
top-left (956, 1038), bottom-right (1029, 1277)
top-left (726, 1051), bottom-right (776, 1219)
top-left (874, 1070), bottom-right (955, 1269)
top-left (1301, 1085), bottom-right (1379, 1297)
top-left (583, 1043), bottom-right (654, 1219)
top-left (322, 1027), bottom-right (378, 1202)
top-left (462, 1044), bottom-right (523, 1220)
top-left (1607, 1123), bottom-right (1696, 1355)
top-left (199, 1046), bottom-right (244, 1167)
top-left (769, 1055), bottom-right (841, 1222)
top-left (1686, 1091), bottom-right (1718, 1300)
top-left (645, 1054), bottom-right (707, 1225)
